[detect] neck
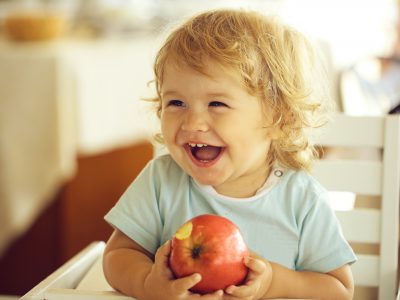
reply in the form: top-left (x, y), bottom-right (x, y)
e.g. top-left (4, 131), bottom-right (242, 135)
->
top-left (214, 164), bottom-right (272, 198)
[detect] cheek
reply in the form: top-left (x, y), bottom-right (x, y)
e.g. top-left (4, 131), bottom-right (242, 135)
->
top-left (160, 112), bottom-right (172, 130)
top-left (161, 115), bottom-right (179, 142)
top-left (160, 117), bottom-right (167, 133)
top-left (160, 121), bottom-right (172, 144)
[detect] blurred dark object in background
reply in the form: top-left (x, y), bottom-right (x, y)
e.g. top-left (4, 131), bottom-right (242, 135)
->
top-left (389, 101), bottom-right (400, 114)
top-left (340, 0), bottom-right (400, 116)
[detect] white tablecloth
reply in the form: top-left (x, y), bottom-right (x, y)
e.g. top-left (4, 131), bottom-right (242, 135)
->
top-left (0, 35), bottom-right (160, 256)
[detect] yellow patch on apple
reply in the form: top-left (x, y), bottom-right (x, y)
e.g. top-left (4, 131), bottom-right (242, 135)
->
top-left (175, 221), bottom-right (193, 240)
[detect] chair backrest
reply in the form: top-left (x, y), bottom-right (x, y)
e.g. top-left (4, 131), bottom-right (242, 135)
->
top-left (312, 113), bottom-right (400, 300)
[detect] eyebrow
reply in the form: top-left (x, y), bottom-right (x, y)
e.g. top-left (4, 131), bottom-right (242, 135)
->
top-left (161, 90), bottom-right (180, 98)
top-left (161, 91), bottom-right (233, 99)
top-left (206, 92), bottom-right (233, 99)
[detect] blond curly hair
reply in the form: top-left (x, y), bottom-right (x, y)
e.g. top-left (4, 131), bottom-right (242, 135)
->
top-left (151, 9), bottom-right (333, 172)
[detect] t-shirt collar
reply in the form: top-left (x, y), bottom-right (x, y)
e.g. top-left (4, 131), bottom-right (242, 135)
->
top-left (192, 163), bottom-right (286, 201)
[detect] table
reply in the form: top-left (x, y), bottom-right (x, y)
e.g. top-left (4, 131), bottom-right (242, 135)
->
top-left (0, 34), bottom-right (160, 256)
top-left (21, 241), bottom-right (308, 300)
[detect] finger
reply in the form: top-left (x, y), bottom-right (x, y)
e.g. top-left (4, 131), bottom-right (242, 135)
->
top-left (155, 240), bottom-right (171, 261)
top-left (222, 296), bottom-right (248, 300)
top-left (154, 240), bottom-right (172, 273)
top-left (172, 273), bottom-right (202, 292)
top-left (220, 292), bottom-right (240, 300)
top-left (225, 283), bottom-right (254, 298)
top-left (244, 256), bottom-right (267, 274)
top-left (221, 292), bottom-right (246, 300)
top-left (207, 289), bottom-right (224, 298)
top-left (190, 289), bottom-right (223, 299)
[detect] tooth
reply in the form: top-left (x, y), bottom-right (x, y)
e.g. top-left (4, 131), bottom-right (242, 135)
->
top-left (188, 143), bottom-right (209, 147)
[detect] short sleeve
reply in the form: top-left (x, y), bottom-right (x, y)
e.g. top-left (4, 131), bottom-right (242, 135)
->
top-left (104, 158), bottom-right (163, 254)
top-left (296, 191), bottom-right (357, 273)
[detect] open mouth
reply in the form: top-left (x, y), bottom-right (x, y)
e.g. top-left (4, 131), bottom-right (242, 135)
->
top-left (185, 143), bottom-right (224, 165)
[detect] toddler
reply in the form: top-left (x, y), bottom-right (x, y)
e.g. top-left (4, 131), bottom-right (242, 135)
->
top-left (103, 9), bottom-right (356, 300)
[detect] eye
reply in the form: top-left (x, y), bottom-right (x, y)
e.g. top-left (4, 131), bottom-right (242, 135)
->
top-left (167, 99), bottom-right (185, 107)
top-left (209, 101), bottom-right (228, 107)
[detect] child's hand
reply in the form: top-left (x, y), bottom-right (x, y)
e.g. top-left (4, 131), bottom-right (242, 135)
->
top-left (143, 240), bottom-right (224, 300)
top-left (223, 253), bottom-right (272, 300)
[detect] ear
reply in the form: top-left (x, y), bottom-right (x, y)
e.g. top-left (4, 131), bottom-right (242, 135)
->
top-left (260, 101), bottom-right (282, 140)
top-left (266, 126), bottom-right (281, 140)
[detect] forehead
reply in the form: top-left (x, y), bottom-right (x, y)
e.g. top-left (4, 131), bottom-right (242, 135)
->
top-left (161, 58), bottom-right (243, 89)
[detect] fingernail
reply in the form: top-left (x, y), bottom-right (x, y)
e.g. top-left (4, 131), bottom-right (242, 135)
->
top-left (193, 273), bottom-right (202, 281)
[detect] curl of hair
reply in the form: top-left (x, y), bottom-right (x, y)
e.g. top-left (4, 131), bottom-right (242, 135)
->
top-left (150, 9), bottom-right (334, 172)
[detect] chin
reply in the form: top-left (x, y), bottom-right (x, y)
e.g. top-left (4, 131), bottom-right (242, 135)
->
top-left (191, 173), bottom-right (224, 187)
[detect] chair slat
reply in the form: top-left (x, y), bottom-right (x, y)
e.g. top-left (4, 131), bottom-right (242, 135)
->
top-left (378, 116), bottom-right (400, 300)
top-left (317, 115), bottom-right (384, 147)
top-left (336, 209), bottom-right (380, 243)
top-left (313, 160), bottom-right (382, 195)
top-left (314, 114), bottom-right (400, 300)
top-left (352, 254), bottom-right (379, 287)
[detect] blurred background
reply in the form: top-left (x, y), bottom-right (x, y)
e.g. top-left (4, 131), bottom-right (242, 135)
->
top-left (0, 0), bottom-right (399, 298)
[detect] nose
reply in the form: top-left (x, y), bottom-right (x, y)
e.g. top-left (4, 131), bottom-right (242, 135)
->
top-left (181, 109), bottom-right (209, 132)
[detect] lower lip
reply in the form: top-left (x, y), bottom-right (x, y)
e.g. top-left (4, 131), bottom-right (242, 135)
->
top-left (184, 145), bottom-right (225, 168)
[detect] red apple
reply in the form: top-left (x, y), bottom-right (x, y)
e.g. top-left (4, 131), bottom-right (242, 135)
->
top-left (169, 214), bottom-right (249, 294)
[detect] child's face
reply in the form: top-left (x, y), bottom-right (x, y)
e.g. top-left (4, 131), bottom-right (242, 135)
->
top-left (160, 59), bottom-right (276, 198)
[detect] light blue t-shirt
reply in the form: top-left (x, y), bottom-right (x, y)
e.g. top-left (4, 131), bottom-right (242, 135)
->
top-left (105, 154), bottom-right (356, 273)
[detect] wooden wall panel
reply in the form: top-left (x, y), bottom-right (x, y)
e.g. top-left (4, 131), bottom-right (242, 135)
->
top-left (59, 141), bottom-right (154, 262)
top-left (0, 141), bottom-right (153, 296)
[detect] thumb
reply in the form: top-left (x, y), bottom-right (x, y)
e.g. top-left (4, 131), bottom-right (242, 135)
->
top-left (154, 240), bottom-right (172, 273)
